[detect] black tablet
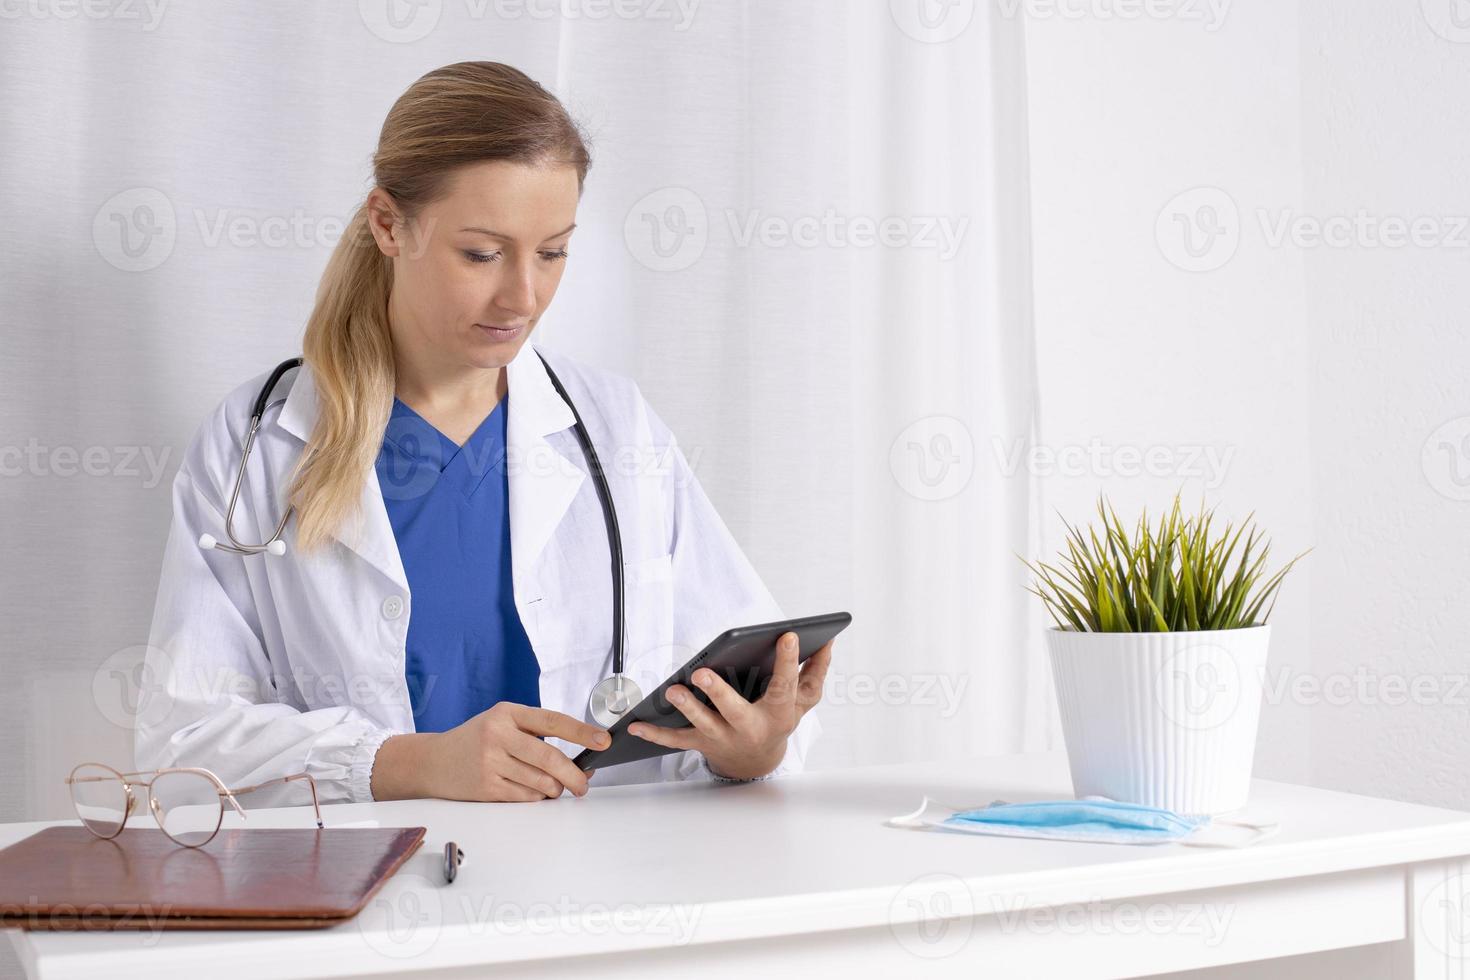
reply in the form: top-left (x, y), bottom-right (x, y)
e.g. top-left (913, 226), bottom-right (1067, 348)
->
top-left (572, 611), bottom-right (852, 772)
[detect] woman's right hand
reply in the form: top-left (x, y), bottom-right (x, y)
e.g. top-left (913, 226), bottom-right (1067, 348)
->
top-left (370, 702), bottom-right (611, 802)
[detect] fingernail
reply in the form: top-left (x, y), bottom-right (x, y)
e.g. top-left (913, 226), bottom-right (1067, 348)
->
top-left (695, 672), bottom-right (710, 687)
top-left (783, 635), bottom-right (797, 651)
top-left (670, 690), bottom-right (686, 704)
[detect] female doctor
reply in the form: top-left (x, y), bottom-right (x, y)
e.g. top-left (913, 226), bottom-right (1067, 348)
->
top-left (135, 61), bottom-right (832, 805)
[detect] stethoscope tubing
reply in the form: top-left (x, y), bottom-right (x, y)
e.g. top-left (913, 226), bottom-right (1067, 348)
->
top-left (205, 351), bottom-right (628, 676)
top-left (532, 351), bottom-right (627, 676)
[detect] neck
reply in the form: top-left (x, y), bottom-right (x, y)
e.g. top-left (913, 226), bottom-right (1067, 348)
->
top-left (393, 355), bottom-right (506, 415)
top-left (388, 308), bottom-right (509, 415)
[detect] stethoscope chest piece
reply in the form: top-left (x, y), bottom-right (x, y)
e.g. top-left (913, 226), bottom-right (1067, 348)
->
top-left (588, 673), bottom-right (644, 729)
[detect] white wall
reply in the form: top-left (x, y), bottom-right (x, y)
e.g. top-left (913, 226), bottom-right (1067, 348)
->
top-left (1300, 0), bottom-right (1470, 811)
top-left (1024, 1), bottom-right (1470, 975)
top-left (1026, 0), bottom-right (1470, 808)
top-left (1022, 0), bottom-right (1315, 787)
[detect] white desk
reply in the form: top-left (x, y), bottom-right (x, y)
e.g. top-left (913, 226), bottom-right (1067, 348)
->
top-left (5, 753), bottom-right (1470, 980)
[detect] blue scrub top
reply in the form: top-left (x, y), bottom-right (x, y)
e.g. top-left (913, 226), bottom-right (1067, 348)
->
top-left (375, 393), bottom-right (541, 733)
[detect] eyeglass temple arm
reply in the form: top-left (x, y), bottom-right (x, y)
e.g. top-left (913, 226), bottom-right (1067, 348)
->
top-left (228, 773), bottom-right (324, 829)
top-left (67, 768), bottom-right (153, 784)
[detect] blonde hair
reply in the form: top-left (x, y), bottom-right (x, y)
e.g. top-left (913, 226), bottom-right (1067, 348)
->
top-left (288, 62), bottom-right (591, 554)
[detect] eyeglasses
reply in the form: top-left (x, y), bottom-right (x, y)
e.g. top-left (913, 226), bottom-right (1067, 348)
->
top-left (64, 762), bottom-right (323, 848)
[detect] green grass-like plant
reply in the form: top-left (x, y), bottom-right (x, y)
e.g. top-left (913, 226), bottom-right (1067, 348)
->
top-left (1022, 494), bottom-right (1306, 633)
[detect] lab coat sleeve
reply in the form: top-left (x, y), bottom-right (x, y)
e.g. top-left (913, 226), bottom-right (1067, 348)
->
top-left (638, 392), bottom-right (823, 783)
top-left (134, 441), bottom-right (398, 806)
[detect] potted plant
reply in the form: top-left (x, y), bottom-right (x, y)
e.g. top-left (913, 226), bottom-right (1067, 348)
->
top-left (1023, 495), bottom-right (1305, 815)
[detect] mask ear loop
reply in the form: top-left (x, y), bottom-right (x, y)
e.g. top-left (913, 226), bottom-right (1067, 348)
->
top-left (1181, 817), bottom-right (1282, 849)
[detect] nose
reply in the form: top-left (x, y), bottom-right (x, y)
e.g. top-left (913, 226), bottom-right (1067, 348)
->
top-left (492, 255), bottom-right (538, 320)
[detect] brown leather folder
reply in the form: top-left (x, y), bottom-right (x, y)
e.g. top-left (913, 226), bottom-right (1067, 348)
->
top-left (0, 826), bottom-right (426, 930)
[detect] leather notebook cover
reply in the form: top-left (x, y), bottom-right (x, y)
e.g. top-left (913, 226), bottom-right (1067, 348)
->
top-left (0, 826), bottom-right (425, 930)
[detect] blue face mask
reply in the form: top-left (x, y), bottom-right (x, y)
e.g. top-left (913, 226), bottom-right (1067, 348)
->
top-left (940, 798), bottom-right (1210, 845)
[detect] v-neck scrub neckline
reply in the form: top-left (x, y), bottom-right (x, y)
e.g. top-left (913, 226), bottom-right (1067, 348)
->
top-left (374, 392), bottom-right (541, 732)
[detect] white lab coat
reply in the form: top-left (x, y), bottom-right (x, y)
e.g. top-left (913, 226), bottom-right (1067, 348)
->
top-left (135, 341), bottom-right (820, 806)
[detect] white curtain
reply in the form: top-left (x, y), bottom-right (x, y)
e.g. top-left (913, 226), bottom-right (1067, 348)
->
top-left (0, 0), bottom-right (1044, 838)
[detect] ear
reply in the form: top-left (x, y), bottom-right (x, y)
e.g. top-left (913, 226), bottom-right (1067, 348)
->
top-left (365, 188), bottom-right (406, 258)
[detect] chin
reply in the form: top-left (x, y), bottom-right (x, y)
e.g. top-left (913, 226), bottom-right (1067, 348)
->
top-left (467, 351), bottom-right (517, 370)
top-left (467, 327), bottom-right (533, 367)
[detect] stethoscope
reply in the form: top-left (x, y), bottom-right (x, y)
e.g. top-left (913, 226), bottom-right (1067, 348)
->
top-left (197, 352), bottom-right (645, 728)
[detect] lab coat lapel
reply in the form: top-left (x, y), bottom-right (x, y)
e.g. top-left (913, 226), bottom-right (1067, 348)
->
top-left (273, 345), bottom-right (582, 598)
top-left (275, 364), bottom-right (409, 591)
top-left (504, 343), bottom-right (583, 597)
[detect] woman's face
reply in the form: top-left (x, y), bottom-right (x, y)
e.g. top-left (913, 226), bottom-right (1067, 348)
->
top-left (369, 159), bottom-right (580, 375)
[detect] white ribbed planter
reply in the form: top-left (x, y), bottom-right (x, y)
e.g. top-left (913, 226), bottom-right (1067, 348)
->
top-left (1046, 626), bottom-right (1271, 816)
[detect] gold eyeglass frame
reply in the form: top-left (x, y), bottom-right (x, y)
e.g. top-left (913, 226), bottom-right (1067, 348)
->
top-left (64, 762), bottom-right (324, 848)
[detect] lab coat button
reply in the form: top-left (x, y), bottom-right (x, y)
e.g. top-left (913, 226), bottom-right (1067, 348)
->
top-left (381, 595), bottom-right (405, 620)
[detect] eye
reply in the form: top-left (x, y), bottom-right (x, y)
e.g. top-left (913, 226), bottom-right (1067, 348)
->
top-left (462, 249), bottom-right (568, 264)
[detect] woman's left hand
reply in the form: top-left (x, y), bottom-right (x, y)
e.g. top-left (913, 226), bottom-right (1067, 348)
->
top-left (628, 631), bottom-right (833, 780)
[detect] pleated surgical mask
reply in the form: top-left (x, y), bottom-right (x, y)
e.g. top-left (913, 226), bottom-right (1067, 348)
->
top-left (887, 796), bottom-right (1279, 847)
top-left (943, 798), bottom-right (1210, 844)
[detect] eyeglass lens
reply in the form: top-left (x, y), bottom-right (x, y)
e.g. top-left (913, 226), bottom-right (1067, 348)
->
top-left (69, 763), bottom-right (128, 838)
top-left (149, 770), bottom-right (226, 846)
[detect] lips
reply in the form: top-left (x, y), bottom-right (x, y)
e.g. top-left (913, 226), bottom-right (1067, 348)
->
top-left (477, 323), bottom-right (524, 340)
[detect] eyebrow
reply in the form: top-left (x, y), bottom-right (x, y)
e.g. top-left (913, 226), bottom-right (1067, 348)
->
top-left (458, 222), bottom-right (577, 242)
